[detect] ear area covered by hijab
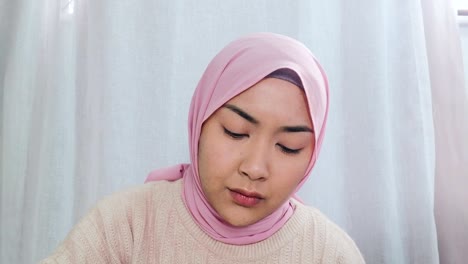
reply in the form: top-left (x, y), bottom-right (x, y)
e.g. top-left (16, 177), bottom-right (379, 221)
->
top-left (145, 32), bottom-right (329, 245)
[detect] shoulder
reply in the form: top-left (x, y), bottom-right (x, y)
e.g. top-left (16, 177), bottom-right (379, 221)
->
top-left (95, 180), bottom-right (179, 209)
top-left (40, 181), bottom-right (182, 263)
top-left (293, 202), bottom-right (366, 263)
top-left (89, 180), bottom-right (181, 232)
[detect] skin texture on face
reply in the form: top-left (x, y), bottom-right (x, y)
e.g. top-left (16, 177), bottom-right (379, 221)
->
top-left (198, 78), bottom-right (315, 227)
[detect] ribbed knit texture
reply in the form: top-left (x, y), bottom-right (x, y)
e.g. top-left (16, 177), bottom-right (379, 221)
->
top-left (40, 180), bottom-right (365, 263)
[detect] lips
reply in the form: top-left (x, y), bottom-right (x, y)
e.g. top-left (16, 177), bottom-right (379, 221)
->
top-left (229, 188), bottom-right (264, 207)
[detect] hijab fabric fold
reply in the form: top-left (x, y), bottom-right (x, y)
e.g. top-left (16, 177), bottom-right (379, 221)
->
top-left (146, 32), bottom-right (329, 245)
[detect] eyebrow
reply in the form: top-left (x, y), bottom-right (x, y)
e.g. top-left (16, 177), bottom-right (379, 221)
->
top-left (280, 125), bottom-right (314, 133)
top-left (224, 104), bottom-right (259, 124)
top-left (223, 104), bottom-right (314, 133)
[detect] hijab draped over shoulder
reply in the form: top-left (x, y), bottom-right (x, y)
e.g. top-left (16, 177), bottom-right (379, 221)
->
top-left (146, 32), bottom-right (329, 245)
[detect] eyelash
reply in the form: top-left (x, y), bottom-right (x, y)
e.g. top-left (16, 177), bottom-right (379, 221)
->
top-left (223, 127), bottom-right (303, 155)
top-left (277, 144), bottom-right (302, 155)
top-left (223, 127), bottom-right (248, 139)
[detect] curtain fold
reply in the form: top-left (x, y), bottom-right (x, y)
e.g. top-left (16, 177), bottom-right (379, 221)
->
top-left (421, 1), bottom-right (468, 263)
top-left (0, 0), bottom-right (465, 263)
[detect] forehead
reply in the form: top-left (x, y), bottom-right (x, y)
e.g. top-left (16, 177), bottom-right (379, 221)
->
top-left (223, 78), bottom-right (312, 126)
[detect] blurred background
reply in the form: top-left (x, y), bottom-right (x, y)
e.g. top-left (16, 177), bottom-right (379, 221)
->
top-left (1, 0), bottom-right (467, 263)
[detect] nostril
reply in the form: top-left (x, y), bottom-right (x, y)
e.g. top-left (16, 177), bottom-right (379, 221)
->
top-left (239, 167), bottom-right (268, 181)
top-left (238, 146), bottom-right (270, 180)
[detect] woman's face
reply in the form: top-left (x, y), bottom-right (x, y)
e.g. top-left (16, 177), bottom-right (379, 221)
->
top-left (198, 78), bottom-right (315, 227)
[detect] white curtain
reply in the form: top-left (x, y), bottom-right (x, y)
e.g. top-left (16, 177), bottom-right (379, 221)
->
top-left (421, 1), bottom-right (468, 263)
top-left (1, 0), bottom-right (466, 263)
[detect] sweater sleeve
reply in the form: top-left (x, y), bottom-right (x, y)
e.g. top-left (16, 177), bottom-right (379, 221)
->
top-left (312, 207), bottom-right (366, 264)
top-left (336, 234), bottom-right (366, 264)
top-left (39, 186), bottom-right (145, 264)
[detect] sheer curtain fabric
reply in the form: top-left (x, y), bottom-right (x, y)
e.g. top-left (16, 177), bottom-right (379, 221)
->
top-left (1, 0), bottom-right (466, 263)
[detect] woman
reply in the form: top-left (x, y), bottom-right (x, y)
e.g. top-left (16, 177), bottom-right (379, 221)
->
top-left (41, 33), bottom-right (365, 263)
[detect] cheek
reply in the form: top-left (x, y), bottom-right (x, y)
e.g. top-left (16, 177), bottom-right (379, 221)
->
top-left (198, 139), bottom-right (219, 196)
top-left (269, 168), bottom-right (305, 206)
top-left (198, 130), bottom-right (237, 184)
top-left (274, 164), bottom-right (306, 189)
top-left (271, 150), bottom-right (312, 196)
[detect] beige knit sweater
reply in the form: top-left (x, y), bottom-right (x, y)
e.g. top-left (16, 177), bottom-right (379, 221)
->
top-left (41, 180), bottom-right (365, 263)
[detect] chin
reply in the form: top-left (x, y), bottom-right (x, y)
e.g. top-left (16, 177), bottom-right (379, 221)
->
top-left (227, 221), bottom-right (254, 228)
top-left (223, 216), bottom-right (260, 227)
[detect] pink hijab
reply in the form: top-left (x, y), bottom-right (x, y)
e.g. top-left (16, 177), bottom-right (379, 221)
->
top-left (146, 32), bottom-right (329, 245)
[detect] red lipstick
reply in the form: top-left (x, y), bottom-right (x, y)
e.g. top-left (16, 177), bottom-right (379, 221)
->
top-left (229, 188), bottom-right (264, 207)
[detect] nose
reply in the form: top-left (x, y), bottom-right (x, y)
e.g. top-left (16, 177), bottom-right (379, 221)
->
top-left (238, 140), bottom-right (270, 181)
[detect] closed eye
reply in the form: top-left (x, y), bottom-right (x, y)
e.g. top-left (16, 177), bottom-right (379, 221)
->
top-left (223, 127), bottom-right (248, 139)
top-left (277, 144), bottom-right (302, 155)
